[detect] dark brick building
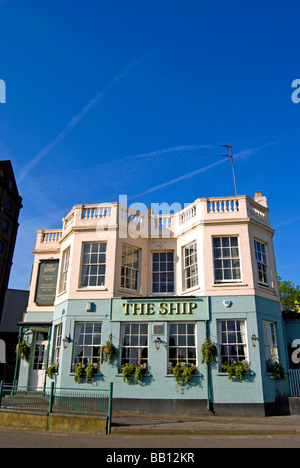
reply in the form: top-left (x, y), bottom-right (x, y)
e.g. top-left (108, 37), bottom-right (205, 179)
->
top-left (0, 161), bottom-right (23, 322)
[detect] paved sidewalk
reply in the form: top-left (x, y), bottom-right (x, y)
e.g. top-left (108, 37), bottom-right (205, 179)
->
top-left (111, 411), bottom-right (300, 436)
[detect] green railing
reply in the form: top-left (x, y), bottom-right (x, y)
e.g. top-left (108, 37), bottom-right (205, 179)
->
top-left (0, 381), bottom-right (113, 434)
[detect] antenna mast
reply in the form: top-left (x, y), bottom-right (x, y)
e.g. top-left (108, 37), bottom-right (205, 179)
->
top-left (202, 144), bottom-right (238, 196)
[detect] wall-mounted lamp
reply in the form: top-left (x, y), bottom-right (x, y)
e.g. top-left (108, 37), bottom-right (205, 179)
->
top-left (154, 337), bottom-right (161, 350)
top-left (62, 336), bottom-right (71, 349)
top-left (251, 334), bottom-right (258, 347)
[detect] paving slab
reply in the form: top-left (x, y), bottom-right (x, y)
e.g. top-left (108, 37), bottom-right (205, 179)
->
top-left (111, 412), bottom-right (300, 436)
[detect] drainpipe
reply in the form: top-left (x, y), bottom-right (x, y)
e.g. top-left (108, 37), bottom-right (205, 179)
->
top-left (13, 326), bottom-right (23, 387)
top-left (206, 320), bottom-right (211, 412)
top-left (43, 325), bottom-right (52, 394)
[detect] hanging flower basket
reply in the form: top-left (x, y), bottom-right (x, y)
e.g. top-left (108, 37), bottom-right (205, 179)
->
top-left (46, 363), bottom-right (59, 380)
top-left (201, 338), bottom-right (217, 364)
top-left (101, 340), bottom-right (117, 364)
top-left (266, 360), bottom-right (285, 381)
top-left (16, 340), bottom-right (31, 362)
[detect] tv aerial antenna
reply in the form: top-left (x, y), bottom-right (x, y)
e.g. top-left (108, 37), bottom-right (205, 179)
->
top-left (202, 144), bottom-right (237, 196)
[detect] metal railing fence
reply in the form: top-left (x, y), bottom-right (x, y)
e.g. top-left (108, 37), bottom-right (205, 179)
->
top-left (279, 370), bottom-right (300, 397)
top-left (0, 381), bottom-right (113, 434)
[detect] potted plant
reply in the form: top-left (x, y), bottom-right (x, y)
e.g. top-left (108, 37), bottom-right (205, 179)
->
top-left (101, 340), bottom-right (117, 364)
top-left (85, 363), bottom-right (98, 381)
top-left (121, 363), bottom-right (148, 384)
top-left (134, 363), bottom-right (148, 384)
top-left (17, 340), bottom-right (31, 362)
top-left (46, 363), bottom-right (59, 380)
top-left (201, 338), bottom-right (217, 364)
top-left (221, 359), bottom-right (249, 380)
top-left (74, 362), bottom-right (85, 383)
top-left (168, 362), bottom-right (197, 386)
top-left (122, 363), bottom-right (134, 383)
top-left (266, 360), bottom-right (285, 380)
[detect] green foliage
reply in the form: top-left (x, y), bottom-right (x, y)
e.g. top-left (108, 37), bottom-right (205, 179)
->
top-left (85, 363), bottom-right (98, 381)
top-left (266, 360), bottom-right (285, 380)
top-left (134, 364), bottom-right (147, 384)
top-left (100, 340), bottom-right (117, 364)
top-left (221, 359), bottom-right (249, 380)
top-left (278, 277), bottom-right (300, 312)
top-left (74, 362), bottom-right (84, 382)
top-left (168, 362), bottom-right (197, 386)
top-left (122, 363), bottom-right (148, 384)
top-left (74, 362), bottom-right (99, 382)
top-left (46, 363), bottom-right (58, 379)
top-left (122, 363), bottom-right (133, 383)
top-left (201, 338), bottom-right (217, 364)
top-left (17, 340), bottom-right (31, 362)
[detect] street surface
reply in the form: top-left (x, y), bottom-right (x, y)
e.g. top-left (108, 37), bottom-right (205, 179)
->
top-left (0, 427), bottom-right (300, 449)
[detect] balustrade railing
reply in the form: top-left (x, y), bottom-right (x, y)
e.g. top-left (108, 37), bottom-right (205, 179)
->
top-left (42, 195), bottom-right (270, 244)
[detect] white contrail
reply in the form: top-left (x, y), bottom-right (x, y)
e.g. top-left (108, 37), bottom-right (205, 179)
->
top-left (18, 54), bottom-right (149, 182)
top-left (128, 138), bottom-right (283, 200)
top-left (128, 159), bottom-right (226, 200)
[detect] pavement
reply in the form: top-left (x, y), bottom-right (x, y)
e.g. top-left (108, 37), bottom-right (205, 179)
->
top-left (111, 411), bottom-right (300, 436)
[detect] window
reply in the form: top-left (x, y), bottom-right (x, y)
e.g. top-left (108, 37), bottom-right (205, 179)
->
top-left (6, 201), bottom-right (12, 212)
top-left (2, 220), bottom-right (8, 232)
top-left (217, 320), bottom-right (248, 368)
top-left (33, 343), bottom-right (46, 371)
top-left (120, 323), bottom-right (148, 368)
top-left (121, 245), bottom-right (140, 291)
top-left (263, 321), bottom-right (278, 364)
top-left (0, 241), bottom-right (3, 254)
top-left (59, 248), bottom-right (70, 293)
top-left (254, 240), bottom-right (268, 285)
top-left (54, 324), bottom-right (62, 365)
top-left (72, 322), bottom-right (102, 370)
top-left (152, 252), bottom-right (174, 294)
top-left (168, 323), bottom-right (196, 368)
top-left (183, 242), bottom-right (198, 290)
top-left (80, 243), bottom-right (106, 287)
top-left (213, 237), bottom-right (241, 283)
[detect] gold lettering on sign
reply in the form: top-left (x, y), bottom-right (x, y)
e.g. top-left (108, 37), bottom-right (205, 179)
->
top-left (146, 303), bottom-right (155, 315)
top-left (158, 303), bottom-right (168, 315)
top-left (123, 303), bottom-right (131, 315)
top-left (188, 302), bottom-right (196, 314)
top-left (122, 301), bottom-right (197, 316)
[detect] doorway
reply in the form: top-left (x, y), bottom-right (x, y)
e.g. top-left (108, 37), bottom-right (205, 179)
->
top-left (29, 332), bottom-right (48, 388)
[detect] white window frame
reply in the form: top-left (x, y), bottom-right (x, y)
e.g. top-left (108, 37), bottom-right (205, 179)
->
top-left (59, 248), bottom-right (70, 293)
top-left (54, 324), bottom-right (62, 365)
top-left (183, 242), bottom-right (199, 291)
top-left (120, 323), bottom-right (148, 369)
top-left (121, 244), bottom-right (141, 292)
top-left (152, 251), bottom-right (175, 295)
top-left (254, 240), bottom-right (268, 286)
top-left (263, 320), bottom-right (278, 364)
top-left (80, 242), bottom-right (107, 288)
top-left (72, 322), bottom-right (102, 371)
top-left (213, 236), bottom-right (242, 283)
top-left (168, 322), bottom-right (197, 370)
top-left (217, 320), bottom-right (248, 369)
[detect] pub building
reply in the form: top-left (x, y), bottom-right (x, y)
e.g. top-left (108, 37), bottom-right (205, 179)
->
top-left (16, 192), bottom-right (288, 416)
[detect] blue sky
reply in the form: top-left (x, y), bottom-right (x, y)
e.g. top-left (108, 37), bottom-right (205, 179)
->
top-left (0, 0), bottom-right (300, 290)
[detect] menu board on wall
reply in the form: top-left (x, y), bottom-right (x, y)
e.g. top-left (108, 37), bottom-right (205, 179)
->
top-left (35, 260), bottom-right (59, 306)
